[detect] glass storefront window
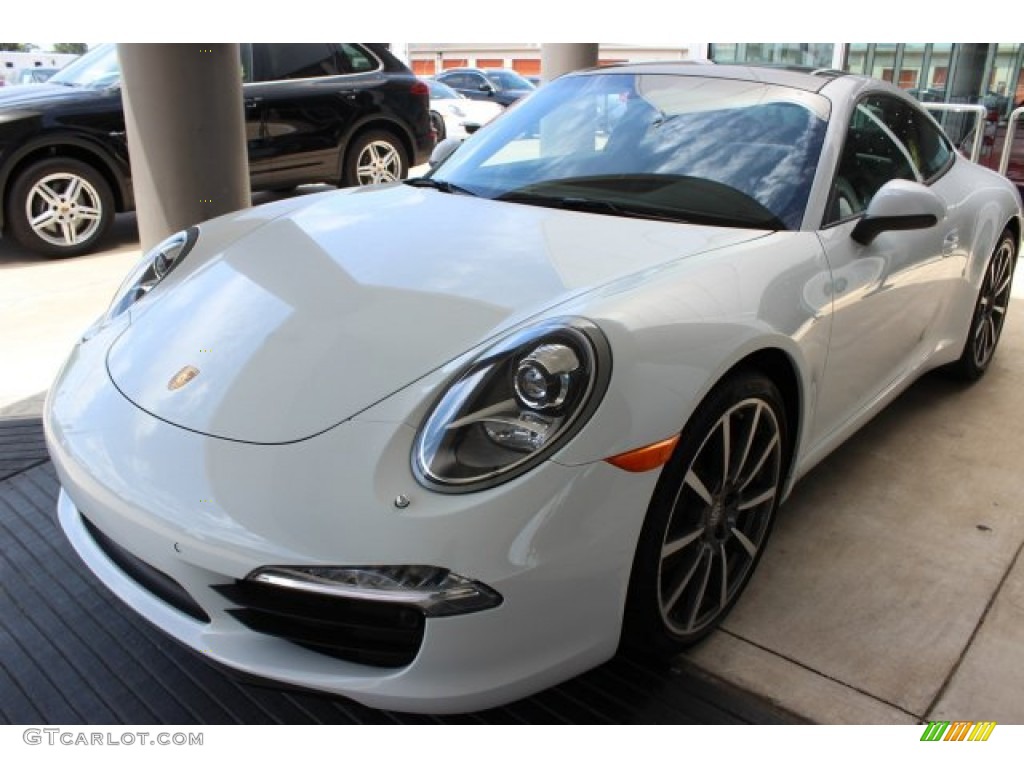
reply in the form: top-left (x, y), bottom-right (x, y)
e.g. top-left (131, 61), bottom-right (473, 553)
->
top-left (710, 43), bottom-right (834, 68)
top-left (871, 43), bottom-right (898, 82)
top-left (986, 43), bottom-right (1023, 118)
top-left (927, 44), bottom-right (953, 96)
top-left (897, 44), bottom-right (926, 92)
top-left (846, 44), bottom-right (868, 75)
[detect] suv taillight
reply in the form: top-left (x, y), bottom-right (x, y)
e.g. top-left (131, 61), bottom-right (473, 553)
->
top-left (411, 80), bottom-right (429, 97)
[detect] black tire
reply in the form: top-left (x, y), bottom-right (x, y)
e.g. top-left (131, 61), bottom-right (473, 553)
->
top-left (341, 130), bottom-right (408, 187)
top-left (949, 228), bottom-right (1017, 381)
top-left (623, 370), bottom-right (788, 654)
top-left (6, 157), bottom-right (114, 258)
top-left (430, 111), bottom-right (446, 143)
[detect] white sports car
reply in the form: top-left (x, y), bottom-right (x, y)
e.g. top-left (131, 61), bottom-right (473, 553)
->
top-left (425, 78), bottom-right (504, 141)
top-left (46, 63), bottom-right (1022, 714)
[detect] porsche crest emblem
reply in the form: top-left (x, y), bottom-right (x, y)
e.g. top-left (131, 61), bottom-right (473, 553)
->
top-left (168, 365), bottom-right (200, 391)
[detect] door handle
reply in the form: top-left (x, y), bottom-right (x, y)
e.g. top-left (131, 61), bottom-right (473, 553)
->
top-left (943, 230), bottom-right (959, 256)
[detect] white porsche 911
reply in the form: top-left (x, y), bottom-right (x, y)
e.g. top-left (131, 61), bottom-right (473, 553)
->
top-left (425, 78), bottom-right (504, 141)
top-left (46, 63), bottom-right (1021, 714)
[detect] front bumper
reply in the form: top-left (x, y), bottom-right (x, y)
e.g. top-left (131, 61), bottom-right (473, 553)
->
top-left (45, 327), bottom-right (659, 713)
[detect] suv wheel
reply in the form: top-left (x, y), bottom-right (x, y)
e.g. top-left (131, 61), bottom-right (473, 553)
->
top-left (7, 157), bottom-right (114, 257)
top-left (343, 130), bottom-right (408, 187)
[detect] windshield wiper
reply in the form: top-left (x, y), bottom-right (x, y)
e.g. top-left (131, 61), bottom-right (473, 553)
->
top-left (404, 177), bottom-right (477, 196)
top-left (499, 190), bottom-right (786, 230)
top-left (498, 191), bottom-right (689, 222)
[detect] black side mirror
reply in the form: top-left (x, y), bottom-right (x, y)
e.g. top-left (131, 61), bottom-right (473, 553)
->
top-left (850, 180), bottom-right (946, 246)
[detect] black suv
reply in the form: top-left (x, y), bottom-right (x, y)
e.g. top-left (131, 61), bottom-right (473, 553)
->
top-left (0, 43), bottom-right (434, 257)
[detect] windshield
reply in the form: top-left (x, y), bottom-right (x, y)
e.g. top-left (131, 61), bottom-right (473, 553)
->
top-left (431, 73), bottom-right (830, 230)
top-left (485, 69), bottom-right (535, 91)
top-left (50, 44), bottom-right (120, 88)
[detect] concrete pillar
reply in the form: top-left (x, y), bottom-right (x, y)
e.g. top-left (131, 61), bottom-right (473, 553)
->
top-left (118, 44), bottom-right (250, 251)
top-left (949, 43), bottom-right (990, 103)
top-left (832, 44), bottom-right (848, 71)
top-left (541, 44), bottom-right (598, 84)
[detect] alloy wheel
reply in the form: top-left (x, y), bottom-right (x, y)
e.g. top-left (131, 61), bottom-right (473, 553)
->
top-left (656, 396), bottom-right (782, 636)
top-left (971, 238), bottom-right (1015, 370)
top-left (24, 172), bottom-right (104, 248)
top-left (355, 140), bottom-right (403, 184)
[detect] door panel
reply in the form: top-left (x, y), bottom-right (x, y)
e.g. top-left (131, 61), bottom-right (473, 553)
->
top-left (812, 93), bottom-right (963, 441)
top-left (245, 44), bottom-right (364, 189)
top-left (814, 220), bottom-right (952, 439)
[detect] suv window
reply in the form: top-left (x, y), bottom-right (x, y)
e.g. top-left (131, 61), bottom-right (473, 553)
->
top-left (253, 44), bottom-right (375, 81)
top-left (338, 44), bottom-right (377, 73)
top-left (240, 44), bottom-right (254, 83)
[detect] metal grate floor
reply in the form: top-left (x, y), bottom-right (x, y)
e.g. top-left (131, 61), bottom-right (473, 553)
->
top-left (0, 416), bottom-right (800, 724)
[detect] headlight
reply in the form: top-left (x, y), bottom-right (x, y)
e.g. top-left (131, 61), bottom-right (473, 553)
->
top-left (105, 227), bottom-right (198, 321)
top-left (413, 318), bottom-right (611, 493)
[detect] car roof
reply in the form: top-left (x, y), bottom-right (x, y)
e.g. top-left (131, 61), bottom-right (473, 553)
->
top-left (577, 61), bottom-right (847, 94)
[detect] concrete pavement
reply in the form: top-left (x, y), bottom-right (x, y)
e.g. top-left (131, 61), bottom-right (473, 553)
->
top-left (685, 313), bottom-right (1024, 722)
top-left (3, 197), bottom-right (1024, 723)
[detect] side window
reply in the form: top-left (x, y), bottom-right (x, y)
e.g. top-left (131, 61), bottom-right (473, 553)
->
top-left (827, 99), bottom-right (918, 224)
top-left (239, 44), bottom-right (254, 83)
top-left (444, 73), bottom-right (467, 89)
top-left (337, 44), bottom-right (377, 74)
top-left (253, 44), bottom-right (344, 82)
top-left (881, 98), bottom-right (953, 180)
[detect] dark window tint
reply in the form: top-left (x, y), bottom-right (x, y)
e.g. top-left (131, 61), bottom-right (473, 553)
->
top-left (240, 43), bottom-right (254, 83)
top-left (827, 94), bottom-right (953, 225)
top-left (866, 94), bottom-right (952, 180)
top-left (338, 44), bottom-right (377, 74)
top-left (828, 99), bottom-right (918, 224)
top-left (253, 44), bottom-right (375, 81)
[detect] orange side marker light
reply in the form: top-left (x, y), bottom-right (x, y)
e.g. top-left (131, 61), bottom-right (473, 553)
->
top-left (605, 435), bottom-right (680, 473)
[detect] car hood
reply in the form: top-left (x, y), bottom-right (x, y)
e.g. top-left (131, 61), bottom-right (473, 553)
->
top-left (435, 98), bottom-right (502, 122)
top-left (106, 184), bottom-right (766, 443)
top-left (0, 82), bottom-right (103, 109)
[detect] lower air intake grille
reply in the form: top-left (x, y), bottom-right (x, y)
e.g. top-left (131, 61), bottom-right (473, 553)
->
top-left (81, 514), bottom-right (210, 623)
top-left (213, 580), bottom-right (425, 668)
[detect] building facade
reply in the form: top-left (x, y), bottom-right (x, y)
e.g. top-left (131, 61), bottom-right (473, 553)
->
top-left (711, 43), bottom-right (1024, 122)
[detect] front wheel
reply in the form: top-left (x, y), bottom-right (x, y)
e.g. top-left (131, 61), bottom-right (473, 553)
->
top-left (6, 157), bottom-right (114, 257)
top-left (949, 229), bottom-right (1017, 381)
top-left (623, 371), bottom-right (788, 653)
top-left (342, 130), bottom-right (408, 187)
top-left (429, 111), bottom-right (446, 143)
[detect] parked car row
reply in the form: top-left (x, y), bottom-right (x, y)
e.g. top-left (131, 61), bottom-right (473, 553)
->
top-left (0, 43), bottom-right (434, 257)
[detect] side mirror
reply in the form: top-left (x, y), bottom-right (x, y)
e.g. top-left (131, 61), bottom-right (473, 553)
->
top-left (479, 83), bottom-right (495, 94)
top-left (851, 179), bottom-right (945, 246)
top-left (429, 137), bottom-right (462, 168)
